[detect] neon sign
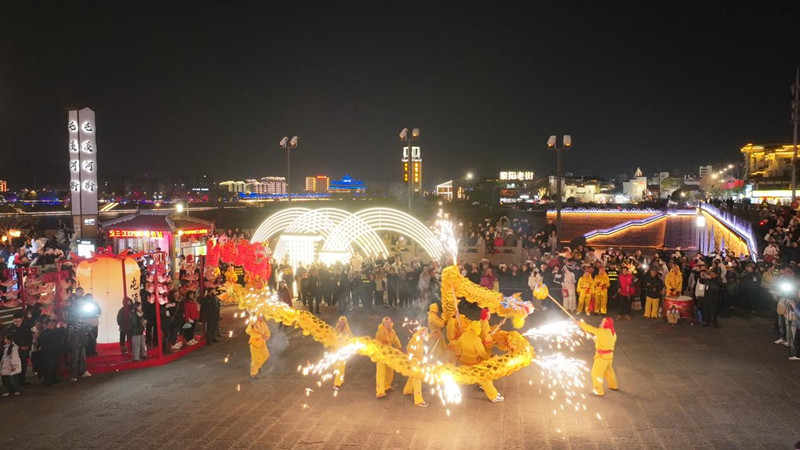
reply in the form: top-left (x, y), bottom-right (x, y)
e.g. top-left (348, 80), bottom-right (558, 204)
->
top-left (108, 230), bottom-right (165, 239)
top-left (179, 228), bottom-right (209, 236)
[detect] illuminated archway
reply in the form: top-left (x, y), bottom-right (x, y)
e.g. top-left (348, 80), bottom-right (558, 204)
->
top-left (251, 207), bottom-right (444, 266)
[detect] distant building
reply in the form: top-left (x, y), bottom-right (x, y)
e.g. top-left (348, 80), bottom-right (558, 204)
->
top-left (0, 180), bottom-right (6, 192)
top-left (259, 177), bottom-right (287, 195)
top-left (329, 175), bottom-right (366, 194)
top-left (305, 175), bottom-right (330, 193)
top-left (622, 168), bottom-right (648, 201)
top-left (221, 177), bottom-right (285, 195)
top-left (220, 180), bottom-right (247, 193)
top-left (741, 143), bottom-right (797, 201)
top-left (699, 165), bottom-right (713, 178)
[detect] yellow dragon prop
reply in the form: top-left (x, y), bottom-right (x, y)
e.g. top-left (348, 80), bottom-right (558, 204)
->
top-left (220, 264), bottom-right (537, 385)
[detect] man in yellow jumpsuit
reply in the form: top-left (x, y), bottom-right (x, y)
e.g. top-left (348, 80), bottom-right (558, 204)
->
top-left (577, 317), bottom-right (618, 396)
top-left (451, 321), bottom-right (504, 402)
top-left (593, 267), bottom-right (610, 315)
top-left (577, 267), bottom-right (595, 315)
top-left (246, 315), bottom-right (270, 378)
top-left (375, 316), bottom-right (402, 398)
top-left (333, 316), bottom-right (352, 391)
top-left (402, 327), bottom-right (429, 407)
top-left (427, 303), bottom-right (450, 362)
top-left (665, 264), bottom-right (683, 297)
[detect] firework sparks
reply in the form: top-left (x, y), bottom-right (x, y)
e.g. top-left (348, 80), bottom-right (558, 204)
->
top-left (435, 212), bottom-right (458, 265)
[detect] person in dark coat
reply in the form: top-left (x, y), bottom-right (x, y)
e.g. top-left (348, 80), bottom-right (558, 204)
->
top-left (117, 297), bottom-right (134, 353)
top-left (200, 289), bottom-right (220, 344)
top-left (38, 318), bottom-right (66, 386)
top-left (739, 264), bottom-right (761, 314)
top-left (6, 312), bottom-right (33, 384)
top-left (699, 269), bottom-right (723, 328)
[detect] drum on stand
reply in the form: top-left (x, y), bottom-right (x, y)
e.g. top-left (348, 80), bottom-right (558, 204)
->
top-left (664, 295), bottom-right (694, 319)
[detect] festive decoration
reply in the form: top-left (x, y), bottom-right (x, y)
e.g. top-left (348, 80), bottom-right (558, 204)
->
top-left (532, 283), bottom-right (549, 300)
top-left (75, 252), bottom-right (141, 343)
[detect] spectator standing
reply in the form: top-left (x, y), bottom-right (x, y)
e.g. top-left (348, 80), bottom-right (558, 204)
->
top-left (1, 333), bottom-right (22, 396)
top-left (130, 302), bottom-right (148, 361)
top-left (37, 319), bottom-right (65, 386)
top-left (5, 312), bottom-right (32, 385)
top-left (117, 297), bottom-right (133, 354)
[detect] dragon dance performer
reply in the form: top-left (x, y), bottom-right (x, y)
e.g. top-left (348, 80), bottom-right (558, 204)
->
top-left (402, 327), bottom-right (429, 407)
top-left (451, 321), bottom-right (504, 402)
top-left (333, 316), bottom-right (352, 391)
top-left (427, 303), bottom-right (451, 362)
top-left (246, 315), bottom-right (270, 378)
top-left (375, 317), bottom-right (402, 399)
top-left (577, 267), bottom-right (595, 315)
top-left (593, 267), bottom-right (610, 315)
top-left (577, 317), bottom-right (618, 396)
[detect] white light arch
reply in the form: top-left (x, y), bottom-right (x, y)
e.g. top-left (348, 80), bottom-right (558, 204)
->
top-left (251, 207), bottom-right (444, 266)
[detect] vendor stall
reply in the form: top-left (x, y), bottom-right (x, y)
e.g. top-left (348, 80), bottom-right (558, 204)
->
top-left (101, 211), bottom-right (214, 277)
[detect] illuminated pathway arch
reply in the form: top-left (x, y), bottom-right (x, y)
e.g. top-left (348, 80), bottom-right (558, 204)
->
top-left (251, 207), bottom-right (444, 265)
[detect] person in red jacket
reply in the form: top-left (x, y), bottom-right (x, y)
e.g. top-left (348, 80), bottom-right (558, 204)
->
top-left (182, 291), bottom-right (201, 346)
top-left (616, 266), bottom-right (634, 320)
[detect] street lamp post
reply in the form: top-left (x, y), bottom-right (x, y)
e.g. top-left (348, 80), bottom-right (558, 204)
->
top-left (280, 136), bottom-right (299, 202)
top-left (400, 128), bottom-right (420, 211)
top-left (547, 134), bottom-right (572, 247)
top-left (791, 68), bottom-right (799, 203)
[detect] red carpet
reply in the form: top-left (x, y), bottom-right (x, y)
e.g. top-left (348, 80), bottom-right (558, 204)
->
top-left (86, 338), bottom-right (206, 374)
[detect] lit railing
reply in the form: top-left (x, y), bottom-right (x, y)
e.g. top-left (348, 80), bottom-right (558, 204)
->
top-left (582, 209), bottom-right (695, 240)
top-left (698, 203), bottom-right (759, 259)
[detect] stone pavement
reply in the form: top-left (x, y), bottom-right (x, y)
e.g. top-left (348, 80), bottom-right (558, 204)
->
top-left (1, 301), bottom-right (799, 450)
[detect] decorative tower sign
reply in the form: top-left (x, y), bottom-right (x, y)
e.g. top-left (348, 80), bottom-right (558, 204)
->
top-left (68, 107), bottom-right (98, 239)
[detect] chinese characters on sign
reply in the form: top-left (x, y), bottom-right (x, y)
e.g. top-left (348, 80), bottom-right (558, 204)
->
top-left (179, 228), bottom-right (210, 236)
top-left (108, 230), bottom-right (165, 239)
top-left (499, 171), bottom-right (535, 181)
top-left (68, 108), bottom-right (98, 216)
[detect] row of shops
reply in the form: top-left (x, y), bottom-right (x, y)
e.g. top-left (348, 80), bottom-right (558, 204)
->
top-left (101, 211), bottom-right (214, 272)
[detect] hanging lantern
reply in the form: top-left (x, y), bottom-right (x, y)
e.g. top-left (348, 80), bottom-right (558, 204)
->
top-left (75, 254), bottom-right (141, 344)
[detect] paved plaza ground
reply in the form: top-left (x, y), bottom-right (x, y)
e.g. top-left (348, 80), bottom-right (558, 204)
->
top-left (1, 301), bottom-right (799, 449)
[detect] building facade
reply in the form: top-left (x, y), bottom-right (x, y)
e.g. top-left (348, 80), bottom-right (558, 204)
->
top-left (741, 143), bottom-right (797, 201)
top-left (329, 175), bottom-right (366, 194)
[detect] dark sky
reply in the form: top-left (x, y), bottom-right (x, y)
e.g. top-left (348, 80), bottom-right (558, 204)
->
top-left (1, 1), bottom-right (799, 190)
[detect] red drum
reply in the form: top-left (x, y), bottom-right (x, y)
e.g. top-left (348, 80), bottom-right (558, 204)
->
top-left (664, 295), bottom-right (694, 319)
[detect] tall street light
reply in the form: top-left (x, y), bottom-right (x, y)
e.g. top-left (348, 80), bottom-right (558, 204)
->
top-left (400, 127), bottom-right (420, 211)
top-left (280, 136), bottom-right (299, 202)
top-left (791, 68), bottom-right (799, 203)
top-left (547, 134), bottom-right (572, 247)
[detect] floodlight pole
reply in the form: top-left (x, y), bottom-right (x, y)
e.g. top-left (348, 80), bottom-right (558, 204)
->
top-left (792, 67), bottom-right (799, 203)
top-left (548, 135), bottom-right (571, 248)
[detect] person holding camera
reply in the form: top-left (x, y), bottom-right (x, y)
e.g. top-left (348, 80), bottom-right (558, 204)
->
top-left (65, 293), bottom-right (101, 381)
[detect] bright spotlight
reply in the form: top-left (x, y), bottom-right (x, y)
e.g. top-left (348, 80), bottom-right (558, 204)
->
top-left (176, 203), bottom-right (185, 213)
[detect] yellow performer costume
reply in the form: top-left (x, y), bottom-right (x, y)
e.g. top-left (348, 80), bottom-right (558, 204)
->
top-left (224, 266), bottom-right (238, 284)
top-left (333, 316), bottom-right (352, 390)
top-left (576, 269), bottom-right (595, 314)
top-left (578, 318), bottom-right (618, 396)
top-left (451, 322), bottom-right (504, 402)
top-left (427, 303), bottom-right (450, 361)
top-left (246, 316), bottom-right (270, 378)
top-left (665, 266), bottom-right (683, 297)
top-left (375, 317), bottom-right (402, 398)
top-left (402, 327), bottom-right (429, 407)
top-left (593, 268), bottom-right (610, 315)
top-left (220, 264), bottom-right (535, 394)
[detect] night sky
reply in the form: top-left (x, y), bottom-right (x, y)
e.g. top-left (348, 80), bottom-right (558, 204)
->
top-left (1, 1), bottom-right (799, 190)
